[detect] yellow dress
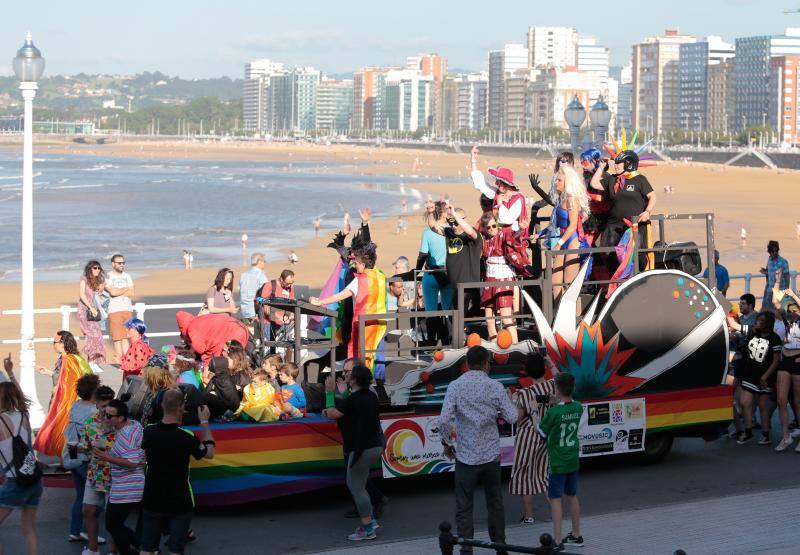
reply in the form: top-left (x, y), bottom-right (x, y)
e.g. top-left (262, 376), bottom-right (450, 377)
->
top-left (236, 382), bottom-right (280, 423)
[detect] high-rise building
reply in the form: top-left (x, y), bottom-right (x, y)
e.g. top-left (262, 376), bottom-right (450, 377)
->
top-left (316, 79), bottom-right (354, 132)
top-left (769, 56), bottom-right (800, 145)
top-left (487, 44), bottom-right (528, 130)
top-left (266, 72), bottom-right (296, 132)
top-left (353, 68), bottom-right (392, 130)
top-left (527, 26), bottom-right (578, 69)
top-left (295, 67), bottom-right (321, 131)
top-left (243, 59), bottom-right (285, 134)
top-left (678, 36), bottom-right (734, 131)
top-left (528, 67), bottom-right (608, 130)
top-left (408, 53), bottom-right (447, 132)
top-left (707, 60), bottom-right (733, 132)
top-left (614, 63), bottom-right (633, 131)
top-left (456, 73), bottom-right (488, 131)
top-left (382, 69), bottom-right (433, 131)
top-left (733, 28), bottom-right (800, 133)
top-left (442, 76), bottom-right (459, 133)
top-left (504, 69), bottom-right (533, 131)
top-left (632, 29), bottom-right (696, 133)
top-left (577, 36), bottom-right (609, 77)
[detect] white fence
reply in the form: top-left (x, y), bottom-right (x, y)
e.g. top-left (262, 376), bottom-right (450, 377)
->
top-left (0, 302), bottom-right (203, 345)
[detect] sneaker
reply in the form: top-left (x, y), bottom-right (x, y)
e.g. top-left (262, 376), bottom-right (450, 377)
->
top-left (347, 525), bottom-right (376, 541)
top-left (736, 431), bottom-right (753, 444)
top-left (791, 428), bottom-right (800, 439)
top-left (371, 519), bottom-right (380, 530)
top-left (563, 533), bottom-right (584, 547)
top-left (68, 535), bottom-right (83, 543)
top-left (519, 516), bottom-right (535, 524)
top-left (758, 434), bottom-right (772, 445)
top-left (81, 549), bottom-right (99, 555)
top-left (79, 532), bottom-right (106, 545)
top-left (553, 543), bottom-right (565, 552)
top-left (727, 430), bottom-right (740, 439)
top-left (775, 438), bottom-right (793, 452)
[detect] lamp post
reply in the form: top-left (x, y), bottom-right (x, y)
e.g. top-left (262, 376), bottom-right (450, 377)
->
top-left (13, 32), bottom-right (46, 428)
top-left (590, 95), bottom-right (611, 149)
top-left (564, 94), bottom-right (586, 154)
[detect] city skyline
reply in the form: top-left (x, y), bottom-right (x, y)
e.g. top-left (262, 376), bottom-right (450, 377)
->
top-left (0, 0), bottom-right (788, 78)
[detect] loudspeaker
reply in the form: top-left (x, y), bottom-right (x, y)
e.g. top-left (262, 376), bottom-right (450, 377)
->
top-left (654, 241), bottom-right (702, 276)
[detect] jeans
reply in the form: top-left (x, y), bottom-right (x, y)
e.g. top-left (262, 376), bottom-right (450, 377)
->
top-left (346, 447), bottom-right (384, 519)
top-left (140, 510), bottom-right (193, 554)
top-left (70, 461), bottom-right (88, 535)
top-left (454, 458), bottom-right (506, 554)
top-left (106, 501), bottom-right (141, 555)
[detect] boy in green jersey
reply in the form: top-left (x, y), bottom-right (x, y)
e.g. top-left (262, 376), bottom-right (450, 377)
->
top-left (538, 373), bottom-right (584, 551)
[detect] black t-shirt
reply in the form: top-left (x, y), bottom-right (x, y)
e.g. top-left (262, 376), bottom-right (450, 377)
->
top-left (601, 173), bottom-right (653, 226)
top-left (445, 228), bottom-right (483, 285)
top-left (141, 422), bottom-right (207, 514)
top-left (743, 331), bottom-right (782, 379)
top-left (338, 389), bottom-right (382, 459)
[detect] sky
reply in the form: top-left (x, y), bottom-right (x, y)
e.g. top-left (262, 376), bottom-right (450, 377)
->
top-left (0, 0), bottom-right (793, 79)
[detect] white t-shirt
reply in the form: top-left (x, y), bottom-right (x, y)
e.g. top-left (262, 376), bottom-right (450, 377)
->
top-left (106, 271), bottom-right (134, 313)
top-left (346, 278), bottom-right (359, 298)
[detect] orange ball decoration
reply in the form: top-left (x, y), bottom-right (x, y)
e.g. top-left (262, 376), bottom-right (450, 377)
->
top-left (466, 333), bottom-right (482, 348)
top-left (433, 350), bottom-right (445, 362)
top-left (496, 328), bottom-right (513, 350)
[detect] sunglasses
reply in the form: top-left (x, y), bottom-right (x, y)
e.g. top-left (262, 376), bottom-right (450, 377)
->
top-left (487, 224), bottom-right (498, 229)
top-left (103, 413), bottom-right (119, 419)
top-left (113, 260), bottom-right (125, 265)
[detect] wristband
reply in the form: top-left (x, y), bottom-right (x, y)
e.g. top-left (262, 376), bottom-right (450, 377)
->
top-left (325, 390), bottom-right (335, 408)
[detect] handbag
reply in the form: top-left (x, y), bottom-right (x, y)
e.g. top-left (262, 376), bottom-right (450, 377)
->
top-left (82, 301), bottom-right (101, 322)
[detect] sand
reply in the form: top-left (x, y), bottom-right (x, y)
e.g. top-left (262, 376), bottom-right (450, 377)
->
top-left (1, 139), bottom-right (798, 367)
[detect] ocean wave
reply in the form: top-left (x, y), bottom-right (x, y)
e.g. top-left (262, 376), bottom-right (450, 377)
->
top-left (48, 184), bottom-right (107, 190)
top-left (0, 194), bottom-right (18, 203)
top-left (82, 164), bottom-right (114, 171)
top-left (0, 171), bottom-right (40, 180)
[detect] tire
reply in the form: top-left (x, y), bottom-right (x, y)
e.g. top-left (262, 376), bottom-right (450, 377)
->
top-left (636, 432), bottom-right (674, 465)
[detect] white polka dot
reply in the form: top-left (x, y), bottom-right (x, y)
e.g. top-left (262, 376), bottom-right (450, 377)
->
top-left (689, 301), bottom-right (693, 305)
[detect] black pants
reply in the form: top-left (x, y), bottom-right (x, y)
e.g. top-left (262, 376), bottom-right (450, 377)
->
top-left (454, 459), bottom-right (507, 555)
top-left (140, 509), bottom-right (193, 554)
top-left (105, 501), bottom-right (141, 555)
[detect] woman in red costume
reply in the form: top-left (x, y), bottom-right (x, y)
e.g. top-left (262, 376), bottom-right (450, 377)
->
top-left (33, 331), bottom-right (92, 457)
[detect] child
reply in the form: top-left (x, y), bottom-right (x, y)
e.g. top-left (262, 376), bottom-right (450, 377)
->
top-left (236, 369), bottom-right (281, 422)
top-left (538, 372), bottom-right (584, 551)
top-left (262, 354), bottom-right (283, 391)
top-left (278, 362), bottom-right (306, 419)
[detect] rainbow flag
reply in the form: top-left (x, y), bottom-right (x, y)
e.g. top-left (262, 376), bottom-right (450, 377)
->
top-left (644, 385), bottom-right (732, 433)
top-left (308, 259), bottom-right (345, 337)
top-left (606, 226), bottom-right (636, 299)
top-left (352, 269), bottom-right (387, 373)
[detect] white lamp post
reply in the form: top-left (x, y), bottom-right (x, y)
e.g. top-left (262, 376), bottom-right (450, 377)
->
top-left (564, 94), bottom-right (586, 154)
top-left (13, 32), bottom-right (45, 428)
top-left (589, 95), bottom-right (612, 149)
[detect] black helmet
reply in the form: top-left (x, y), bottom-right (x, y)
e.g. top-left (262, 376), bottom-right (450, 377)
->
top-left (614, 150), bottom-right (639, 172)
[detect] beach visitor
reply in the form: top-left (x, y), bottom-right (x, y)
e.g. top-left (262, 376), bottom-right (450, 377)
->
top-left (206, 268), bottom-right (238, 316)
top-left (538, 372), bottom-right (584, 551)
top-left (760, 240), bottom-right (790, 310)
top-left (239, 252), bottom-right (268, 326)
top-left (139, 390), bottom-right (215, 555)
top-left (78, 260), bottom-right (107, 364)
top-left (701, 250), bottom-right (730, 295)
top-left (395, 216), bottom-right (403, 235)
top-left (278, 362), bottom-right (306, 418)
top-left (322, 365), bottom-right (384, 541)
top-left (97, 399), bottom-right (144, 555)
top-left (741, 227), bottom-right (747, 248)
top-left (736, 311), bottom-right (781, 445)
top-left (289, 250), bottom-right (299, 265)
top-left (241, 233), bottom-right (248, 251)
top-left (314, 217), bottom-right (322, 237)
top-left (416, 201), bottom-right (451, 345)
top-left (34, 331), bottom-right (92, 457)
top-left (182, 250), bottom-right (191, 270)
top-left (510, 353), bottom-right (556, 524)
top-left (773, 289), bottom-right (800, 452)
top-left (401, 198), bottom-right (408, 213)
top-left (80, 385), bottom-right (115, 555)
top-left (444, 206), bottom-right (482, 319)
top-left (64, 374), bottom-right (100, 543)
top-left (105, 254), bottom-right (135, 360)
top-left (438, 346), bottom-right (518, 553)
top-left (0, 356), bottom-right (42, 555)
top-left (119, 318), bottom-right (154, 381)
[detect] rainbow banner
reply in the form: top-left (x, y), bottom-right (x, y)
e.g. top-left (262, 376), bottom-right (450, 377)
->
top-left (643, 385), bottom-right (732, 432)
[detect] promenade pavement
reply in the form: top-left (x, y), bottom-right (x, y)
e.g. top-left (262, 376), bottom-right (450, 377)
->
top-left (319, 487), bottom-right (800, 555)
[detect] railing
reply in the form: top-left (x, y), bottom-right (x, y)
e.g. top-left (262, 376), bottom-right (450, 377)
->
top-left (0, 302), bottom-right (203, 345)
top-left (725, 271), bottom-right (799, 302)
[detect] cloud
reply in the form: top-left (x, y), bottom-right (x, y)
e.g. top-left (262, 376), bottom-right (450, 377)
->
top-left (240, 31), bottom-right (354, 53)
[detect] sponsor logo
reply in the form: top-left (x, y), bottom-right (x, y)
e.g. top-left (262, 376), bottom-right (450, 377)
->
top-left (610, 402), bottom-right (625, 425)
top-left (582, 442), bottom-right (614, 455)
top-left (587, 404), bottom-right (610, 426)
top-left (614, 429), bottom-right (629, 450)
top-left (579, 427), bottom-right (613, 442)
top-left (628, 428), bottom-right (644, 451)
top-left (626, 401), bottom-right (643, 420)
top-left (424, 418), bottom-right (442, 441)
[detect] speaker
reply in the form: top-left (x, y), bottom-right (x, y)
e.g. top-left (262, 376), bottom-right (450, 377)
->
top-left (654, 241), bottom-right (702, 276)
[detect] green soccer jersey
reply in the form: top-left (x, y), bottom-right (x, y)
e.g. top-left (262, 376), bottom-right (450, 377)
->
top-left (539, 400), bottom-right (583, 474)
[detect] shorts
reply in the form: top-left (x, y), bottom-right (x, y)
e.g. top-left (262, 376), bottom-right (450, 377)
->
top-left (547, 471), bottom-right (578, 499)
top-left (82, 483), bottom-right (106, 507)
top-left (108, 311), bottom-right (132, 341)
top-left (140, 509), bottom-right (193, 554)
top-left (779, 355), bottom-right (800, 376)
top-left (0, 477), bottom-right (43, 509)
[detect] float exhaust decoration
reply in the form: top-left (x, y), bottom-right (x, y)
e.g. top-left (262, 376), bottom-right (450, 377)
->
top-left (523, 261), bottom-right (729, 400)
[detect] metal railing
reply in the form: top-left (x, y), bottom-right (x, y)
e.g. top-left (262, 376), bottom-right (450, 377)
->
top-left (725, 271), bottom-right (799, 302)
top-left (0, 301), bottom-right (203, 345)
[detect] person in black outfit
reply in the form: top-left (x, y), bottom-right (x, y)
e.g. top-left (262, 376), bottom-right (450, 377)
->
top-left (444, 206), bottom-right (483, 321)
top-left (589, 150), bottom-right (657, 273)
top-left (323, 365), bottom-right (385, 541)
top-left (139, 389), bottom-right (215, 555)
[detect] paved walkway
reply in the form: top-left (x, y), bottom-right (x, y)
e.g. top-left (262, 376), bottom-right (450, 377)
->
top-left (319, 487), bottom-right (800, 554)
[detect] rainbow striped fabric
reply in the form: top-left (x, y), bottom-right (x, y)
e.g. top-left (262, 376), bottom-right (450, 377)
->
top-left (352, 269), bottom-right (387, 374)
top-left (644, 385), bottom-right (733, 433)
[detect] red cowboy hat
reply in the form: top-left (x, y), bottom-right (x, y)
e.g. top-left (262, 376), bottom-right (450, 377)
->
top-left (487, 167), bottom-right (517, 190)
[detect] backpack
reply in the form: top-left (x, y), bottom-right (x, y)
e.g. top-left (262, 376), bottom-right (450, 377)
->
top-left (0, 413), bottom-right (42, 487)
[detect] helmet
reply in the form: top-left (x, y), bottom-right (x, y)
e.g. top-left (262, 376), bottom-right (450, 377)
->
top-left (614, 150), bottom-right (639, 173)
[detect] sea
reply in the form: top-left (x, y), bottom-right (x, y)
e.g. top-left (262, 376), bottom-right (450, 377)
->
top-left (0, 149), bottom-right (436, 282)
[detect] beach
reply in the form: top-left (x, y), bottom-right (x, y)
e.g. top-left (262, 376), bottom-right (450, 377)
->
top-left (1, 138), bottom-right (798, 367)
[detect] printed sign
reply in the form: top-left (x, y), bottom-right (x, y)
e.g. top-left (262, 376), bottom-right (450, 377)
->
top-left (579, 398), bottom-right (646, 457)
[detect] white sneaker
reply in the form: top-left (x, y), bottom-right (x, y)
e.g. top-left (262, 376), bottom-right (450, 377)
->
top-left (81, 549), bottom-right (99, 555)
top-left (791, 428), bottom-right (800, 439)
top-left (775, 437), bottom-right (793, 452)
top-left (79, 532), bottom-right (106, 545)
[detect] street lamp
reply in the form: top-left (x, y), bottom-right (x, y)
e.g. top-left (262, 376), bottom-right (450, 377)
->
top-left (564, 94), bottom-right (586, 154)
top-left (589, 95), bottom-right (611, 149)
top-left (13, 32), bottom-right (45, 428)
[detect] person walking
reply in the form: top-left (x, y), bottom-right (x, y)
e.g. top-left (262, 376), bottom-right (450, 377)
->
top-left (322, 365), bottom-right (384, 541)
top-left (78, 260), bottom-right (107, 364)
top-left (239, 252), bottom-right (268, 326)
top-left (139, 390), bottom-right (215, 555)
top-left (437, 346), bottom-right (518, 554)
top-left (96, 400), bottom-right (144, 555)
top-left (0, 355), bottom-right (42, 555)
top-left (105, 254), bottom-right (135, 360)
top-left (509, 354), bottom-right (556, 524)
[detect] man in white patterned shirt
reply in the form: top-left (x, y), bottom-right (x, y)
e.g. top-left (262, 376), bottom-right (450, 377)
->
top-left (438, 346), bottom-right (518, 554)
